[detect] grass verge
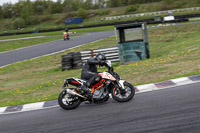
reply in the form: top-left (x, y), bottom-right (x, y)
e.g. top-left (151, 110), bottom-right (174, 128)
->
top-left (0, 23), bottom-right (200, 107)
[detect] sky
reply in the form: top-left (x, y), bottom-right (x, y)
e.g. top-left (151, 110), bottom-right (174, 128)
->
top-left (0, 0), bottom-right (57, 5)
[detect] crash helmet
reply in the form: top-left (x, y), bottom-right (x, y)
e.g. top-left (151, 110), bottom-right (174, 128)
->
top-left (96, 53), bottom-right (106, 62)
top-left (65, 28), bottom-right (68, 32)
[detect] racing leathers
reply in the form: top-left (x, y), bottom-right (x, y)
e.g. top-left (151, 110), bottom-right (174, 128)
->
top-left (81, 57), bottom-right (103, 86)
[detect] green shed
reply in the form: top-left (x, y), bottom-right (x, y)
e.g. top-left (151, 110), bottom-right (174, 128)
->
top-left (115, 23), bottom-right (150, 64)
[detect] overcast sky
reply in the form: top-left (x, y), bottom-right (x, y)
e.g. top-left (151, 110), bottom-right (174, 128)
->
top-left (0, 0), bottom-right (58, 5)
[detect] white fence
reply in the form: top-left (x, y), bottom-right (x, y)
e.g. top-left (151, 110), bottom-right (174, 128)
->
top-left (80, 46), bottom-right (119, 63)
top-left (105, 7), bottom-right (200, 20)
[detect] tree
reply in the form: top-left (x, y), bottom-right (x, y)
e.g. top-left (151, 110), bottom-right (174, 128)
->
top-left (19, 0), bottom-right (34, 24)
top-left (127, 0), bottom-right (138, 5)
top-left (0, 6), bottom-right (3, 19)
top-left (84, 0), bottom-right (92, 10)
top-left (108, 0), bottom-right (120, 7)
top-left (49, 0), bottom-right (63, 14)
top-left (63, 0), bottom-right (75, 12)
top-left (2, 3), bottom-right (14, 18)
top-left (33, 0), bottom-right (49, 15)
top-left (119, 0), bottom-right (128, 6)
top-left (71, 0), bottom-right (85, 11)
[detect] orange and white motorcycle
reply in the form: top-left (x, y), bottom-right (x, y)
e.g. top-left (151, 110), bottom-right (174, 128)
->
top-left (58, 60), bottom-right (135, 110)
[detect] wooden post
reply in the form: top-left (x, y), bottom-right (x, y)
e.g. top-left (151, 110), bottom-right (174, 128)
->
top-left (91, 49), bottom-right (94, 57)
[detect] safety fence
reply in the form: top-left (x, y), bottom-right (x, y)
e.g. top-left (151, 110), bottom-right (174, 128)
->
top-left (80, 46), bottom-right (119, 63)
top-left (105, 7), bottom-right (200, 20)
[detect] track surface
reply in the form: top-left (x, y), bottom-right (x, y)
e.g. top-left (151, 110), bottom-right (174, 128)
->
top-left (0, 31), bottom-right (114, 67)
top-left (0, 82), bottom-right (200, 133)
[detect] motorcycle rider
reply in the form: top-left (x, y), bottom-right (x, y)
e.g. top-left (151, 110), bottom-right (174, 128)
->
top-left (63, 28), bottom-right (69, 40)
top-left (81, 53), bottom-right (107, 96)
top-left (63, 28), bottom-right (68, 34)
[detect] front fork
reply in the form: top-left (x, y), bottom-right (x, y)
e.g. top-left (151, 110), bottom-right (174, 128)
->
top-left (115, 80), bottom-right (126, 93)
top-left (118, 80), bottom-right (125, 89)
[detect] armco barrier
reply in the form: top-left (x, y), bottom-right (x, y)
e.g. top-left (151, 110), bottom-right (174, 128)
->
top-left (80, 46), bottom-right (119, 63)
top-left (105, 7), bottom-right (200, 20)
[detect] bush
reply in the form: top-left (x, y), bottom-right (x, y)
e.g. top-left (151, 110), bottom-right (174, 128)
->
top-left (12, 18), bottom-right (26, 29)
top-left (77, 8), bottom-right (88, 19)
top-left (25, 16), bottom-right (40, 25)
top-left (66, 12), bottom-right (78, 18)
top-left (96, 9), bottom-right (110, 16)
top-left (126, 5), bottom-right (139, 13)
top-left (159, 1), bottom-right (174, 11)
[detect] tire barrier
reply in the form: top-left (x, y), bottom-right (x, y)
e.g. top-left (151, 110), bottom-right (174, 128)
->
top-left (61, 52), bottom-right (83, 71)
top-left (61, 52), bottom-right (74, 71)
top-left (73, 52), bottom-right (83, 69)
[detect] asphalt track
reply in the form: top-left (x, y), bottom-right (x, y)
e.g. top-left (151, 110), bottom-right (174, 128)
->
top-left (0, 31), bottom-right (114, 67)
top-left (0, 82), bottom-right (200, 133)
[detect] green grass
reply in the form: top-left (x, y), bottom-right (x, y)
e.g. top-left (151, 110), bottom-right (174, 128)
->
top-left (0, 23), bottom-right (200, 107)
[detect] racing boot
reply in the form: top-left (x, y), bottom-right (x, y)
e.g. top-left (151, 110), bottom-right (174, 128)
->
top-left (81, 84), bottom-right (93, 104)
top-left (81, 85), bottom-right (92, 98)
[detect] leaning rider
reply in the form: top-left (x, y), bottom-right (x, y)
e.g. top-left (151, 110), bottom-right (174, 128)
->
top-left (81, 53), bottom-right (107, 96)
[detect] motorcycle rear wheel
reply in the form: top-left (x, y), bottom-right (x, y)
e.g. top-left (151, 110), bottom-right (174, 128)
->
top-left (111, 82), bottom-right (135, 102)
top-left (58, 90), bottom-right (81, 110)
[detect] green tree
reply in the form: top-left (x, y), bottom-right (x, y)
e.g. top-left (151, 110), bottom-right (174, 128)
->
top-left (0, 6), bottom-right (3, 19)
top-left (49, 0), bottom-right (63, 14)
top-left (19, 0), bottom-right (34, 24)
top-left (13, 2), bottom-right (22, 17)
top-left (33, 0), bottom-right (49, 15)
top-left (127, 0), bottom-right (138, 5)
top-left (2, 3), bottom-right (14, 18)
top-left (108, 0), bottom-right (120, 7)
top-left (63, 0), bottom-right (75, 12)
top-left (119, 0), bottom-right (128, 6)
top-left (84, 0), bottom-right (92, 10)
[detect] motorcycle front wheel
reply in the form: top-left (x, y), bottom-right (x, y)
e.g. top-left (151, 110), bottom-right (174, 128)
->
top-left (111, 82), bottom-right (135, 102)
top-left (58, 90), bottom-right (81, 110)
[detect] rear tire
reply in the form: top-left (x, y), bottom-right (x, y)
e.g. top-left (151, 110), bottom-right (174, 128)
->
top-left (58, 90), bottom-right (81, 110)
top-left (111, 82), bottom-right (135, 102)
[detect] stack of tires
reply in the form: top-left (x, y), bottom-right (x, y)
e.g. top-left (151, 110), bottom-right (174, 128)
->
top-left (73, 52), bottom-right (83, 69)
top-left (61, 52), bottom-right (83, 71)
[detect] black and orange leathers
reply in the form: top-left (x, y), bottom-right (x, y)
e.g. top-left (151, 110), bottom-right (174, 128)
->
top-left (81, 57), bottom-right (104, 87)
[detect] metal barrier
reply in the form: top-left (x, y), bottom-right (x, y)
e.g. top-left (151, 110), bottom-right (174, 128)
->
top-left (80, 46), bottom-right (119, 63)
top-left (105, 7), bottom-right (200, 20)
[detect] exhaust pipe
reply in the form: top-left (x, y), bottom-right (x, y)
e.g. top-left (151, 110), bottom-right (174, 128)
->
top-left (66, 88), bottom-right (87, 99)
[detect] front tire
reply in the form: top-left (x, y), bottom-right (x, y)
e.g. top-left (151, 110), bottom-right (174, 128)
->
top-left (111, 82), bottom-right (135, 102)
top-left (58, 90), bottom-right (81, 110)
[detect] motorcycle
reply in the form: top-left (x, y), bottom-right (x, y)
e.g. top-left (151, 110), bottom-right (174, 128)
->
top-left (64, 33), bottom-right (70, 41)
top-left (58, 60), bottom-right (135, 110)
